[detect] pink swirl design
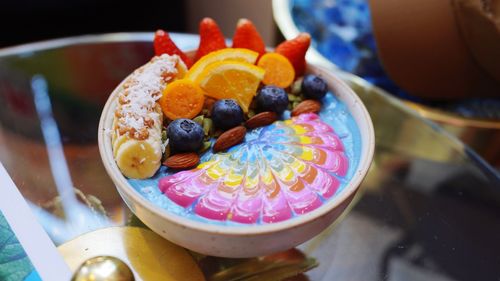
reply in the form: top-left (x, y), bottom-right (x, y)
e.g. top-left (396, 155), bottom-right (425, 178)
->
top-left (159, 113), bottom-right (349, 224)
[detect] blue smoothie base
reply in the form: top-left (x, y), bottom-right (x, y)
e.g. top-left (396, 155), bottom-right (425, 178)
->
top-left (128, 92), bottom-right (362, 226)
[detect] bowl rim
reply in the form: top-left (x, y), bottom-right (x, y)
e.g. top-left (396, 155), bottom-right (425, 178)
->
top-left (98, 52), bottom-right (375, 236)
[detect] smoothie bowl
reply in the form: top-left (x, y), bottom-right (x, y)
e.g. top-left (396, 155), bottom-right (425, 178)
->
top-left (98, 18), bottom-right (374, 257)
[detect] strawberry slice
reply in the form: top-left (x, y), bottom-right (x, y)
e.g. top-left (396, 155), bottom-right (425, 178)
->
top-left (232, 18), bottom-right (266, 55)
top-left (194, 18), bottom-right (226, 61)
top-left (275, 33), bottom-right (311, 76)
top-left (154, 29), bottom-right (193, 67)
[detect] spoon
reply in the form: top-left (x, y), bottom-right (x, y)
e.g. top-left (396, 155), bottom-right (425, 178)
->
top-left (72, 256), bottom-right (134, 281)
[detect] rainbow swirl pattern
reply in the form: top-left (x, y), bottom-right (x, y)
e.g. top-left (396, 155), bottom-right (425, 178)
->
top-left (159, 113), bottom-right (349, 224)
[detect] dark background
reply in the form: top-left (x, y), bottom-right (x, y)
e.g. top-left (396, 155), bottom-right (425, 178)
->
top-left (0, 0), bottom-right (187, 48)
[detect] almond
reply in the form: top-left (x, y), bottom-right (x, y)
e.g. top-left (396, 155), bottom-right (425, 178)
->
top-left (213, 126), bottom-right (247, 152)
top-left (245, 111), bottom-right (278, 129)
top-left (291, 99), bottom-right (321, 116)
top-left (164, 152), bottom-right (199, 169)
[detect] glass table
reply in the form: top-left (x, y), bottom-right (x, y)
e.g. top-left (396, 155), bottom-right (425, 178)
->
top-left (0, 33), bottom-right (499, 281)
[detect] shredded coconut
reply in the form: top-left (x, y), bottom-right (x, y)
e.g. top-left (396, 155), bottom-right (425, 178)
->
top-left (115, 54), bottom-right (183, 139)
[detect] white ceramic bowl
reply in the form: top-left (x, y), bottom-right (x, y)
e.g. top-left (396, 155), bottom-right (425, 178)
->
top-left (98, 54), bottom-right (375, 258)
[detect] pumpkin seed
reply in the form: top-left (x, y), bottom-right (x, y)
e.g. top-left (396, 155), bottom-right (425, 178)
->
top-left (199, 141), bottom-right (212, 153)
top-left (291, 77), bottom-right (303, 95)
top-left (193, 115), bottom-right (204, 125)
top-left (203, 118), bottom-right (213, 136)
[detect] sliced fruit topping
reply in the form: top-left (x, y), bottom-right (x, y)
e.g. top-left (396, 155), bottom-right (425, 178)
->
top-left (232, 18), bottom-right (266, 55)
top-left (160, 80), bottom-right (205, 120)
top-left (302, 74), bottom-right (328, 100)
top-left (275, 33), bottom-right (311, 77)
top-left (186, 48), bottom-right (259, 81)
top-left (154, 29), bottom-right (193, 67)
top-left (256, 85), bottom-right (289, 114)
top-left (196, 61), bottom-right (265, 112)
top-left (115, 140), bottom-right (161, 179)
top-left (257, 53), bottom-right (295, 88)
top-left (211, 99), bottom-right (244, 130)
top-left (167, 118), bottom-right (204, 152)
top-left (194, 17), bottom-right (227, 62)
top-left (113, 134), bottom-right (129, 157)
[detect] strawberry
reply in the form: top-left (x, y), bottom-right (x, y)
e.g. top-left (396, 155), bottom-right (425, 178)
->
top-left (195, 17), bottom-right (226, 61)
top-left (154, 29), bottom-right (192, 67)
top-left (232, 18), bottom-right (266, 55)
top-left (275, 33), bottom-right (311, 76)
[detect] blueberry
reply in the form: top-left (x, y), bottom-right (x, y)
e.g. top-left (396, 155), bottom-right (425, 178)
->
top-left (302, 74), bottom-right (328, 99)
top-left (256, 86), bottom-right (289, 114)
top-left (211, 99), bottom-right (244, 130)
top-left (167, 118), bottom-right (204, 152)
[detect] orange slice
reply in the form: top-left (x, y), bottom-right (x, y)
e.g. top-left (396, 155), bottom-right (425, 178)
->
top-left (257, 53), bottom-right (295, 88)
top-left (160, 79), bottom-right (205, 120)
top-left (186, 48), bottom-right (259, 81)
top-left (196, 61), bottom-right (265, 112)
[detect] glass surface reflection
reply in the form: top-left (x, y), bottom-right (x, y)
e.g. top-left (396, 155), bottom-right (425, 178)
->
top-left (31, 75), bottom-right (110, 243)
top-left (0, 34), bottom-right (499, 280)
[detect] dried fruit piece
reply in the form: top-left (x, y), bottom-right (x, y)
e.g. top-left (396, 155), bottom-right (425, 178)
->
top-left (257, 53), bottom-right (295, 88)
top-left (245, 111), bottom-right (277, 129)
top-left (154, 29), bottom-right (193, 67)
top-left (213, 126), bottom-right (246, 152)
top-left (164, 152), bottom-right (200, 169)
top-left (291, 99), bottom-right (322, 116)
top-left (232, 18), bottom-right (266, 55)
top-left (275, 33), bottom-right (311, 77)
top-left (194, 18), bottom-right (227, 61)
top-left (160, 80), bottom-right (205, 120)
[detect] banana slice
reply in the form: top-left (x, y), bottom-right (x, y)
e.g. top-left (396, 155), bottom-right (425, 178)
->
top-left (113, 134), bottom-right (129, 158)
top-left (111, 55), bottom-right (185, 179)
top-left (115, 139), bottom-right (161, 179)
top-left (111, 119), bottom-right (119, 144)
